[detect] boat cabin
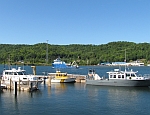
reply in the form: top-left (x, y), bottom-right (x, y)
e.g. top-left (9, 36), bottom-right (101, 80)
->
top-left (2, 67), bottom-right (38, 81)
top-left (107, 69), bottom-right (145, 80)
top-left (3, 67), bottom-right (26, 76)
top-left (55, 71), bottom-right (68, 79)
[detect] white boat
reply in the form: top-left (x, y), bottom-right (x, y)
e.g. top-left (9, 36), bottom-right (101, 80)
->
top-left (1, 67), bottom-right (43, 87)
top-left (47, 71), bottom-right (76, 83)
top-left (86, 68), bottom-right (150, 87)
top-left (52, 57), bottom-right (79, 69)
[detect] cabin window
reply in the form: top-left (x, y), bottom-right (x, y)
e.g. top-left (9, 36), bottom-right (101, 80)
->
top-left (18, 72), bottom-right (23, 75)
top-left (118, 75), bottom-right (121, 78)
top-left (110, 75), bottom-right (112, 78)
top-left (6, 72), bottom-right (13, 75)
top-left (126, 74), bottom-right (130, 77)
top-left (131, 74), bottom-right (135, 77)
top-left (23, 78), bottom-right (27, 79)
top-left (33, 77), bottom-right (36, 80)
top-left (113, 75), bottom-right (116, 78)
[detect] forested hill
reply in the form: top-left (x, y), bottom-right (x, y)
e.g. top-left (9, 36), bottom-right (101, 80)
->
top-left (0, 41), bottom-right (150, 65)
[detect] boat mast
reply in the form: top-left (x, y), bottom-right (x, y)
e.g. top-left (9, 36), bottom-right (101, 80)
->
top-left (46, 40), bottom-right (49, 64)
top-left (125, 49), bottom-right (126, 72)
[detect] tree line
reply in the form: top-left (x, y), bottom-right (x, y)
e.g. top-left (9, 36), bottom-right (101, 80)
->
top-left (0, 41), bottom-right (150, 66)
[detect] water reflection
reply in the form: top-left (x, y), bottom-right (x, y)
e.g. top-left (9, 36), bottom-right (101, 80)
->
top-left (74, 83), bottom-right (86, 90)
top-left (47, 83), bottom-right (67, 95)
top-left (1, 82), bottom-right (150, 115)
top-left (1, 89), bottom-right (43, 114)
top-left (86, 85), bottom-right (150, 107)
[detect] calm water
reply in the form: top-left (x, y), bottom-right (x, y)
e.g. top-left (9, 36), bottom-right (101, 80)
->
top-left (1, 65), bottom-right (150, 115)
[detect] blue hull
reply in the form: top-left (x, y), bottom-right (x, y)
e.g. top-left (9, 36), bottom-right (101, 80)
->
top-left (52, 58), bottom-right (79, 69)
top-left (52, 64), bottom-right (77, 68)
top-left (52, 64), bottom-right (67, 68)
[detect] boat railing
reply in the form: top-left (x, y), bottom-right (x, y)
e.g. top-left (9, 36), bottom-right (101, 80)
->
top-left (137, 74), bottom-right (150, 79)
top-left (86, 75), bottom-right (94, 80)
top-left (137, 74), bottom-right (143, 77)
top-left (143, 74), bottom-right (150, 78)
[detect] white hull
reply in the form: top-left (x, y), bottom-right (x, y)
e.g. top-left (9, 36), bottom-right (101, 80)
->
top-left (86, 79), bottom-right (150, 87)
top-left (1, 67), bottom-right (44, 87)
top-left (87, 68), bottom-right (150, 87)
top-left (46, 78), bottom-right (76, 83)
top-left (2, 80), bottom-right (43, 86)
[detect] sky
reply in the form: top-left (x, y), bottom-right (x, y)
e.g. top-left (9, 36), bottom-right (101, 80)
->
top-left (0, 0), bottom-right (150, 45)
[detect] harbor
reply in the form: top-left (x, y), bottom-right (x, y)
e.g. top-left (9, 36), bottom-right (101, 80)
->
top-left (0, 65), bottom-right (86, 93)
top-left (1, 64), bottom-right (150, 92)
top-left (1, 65), bottom-right (150, 115)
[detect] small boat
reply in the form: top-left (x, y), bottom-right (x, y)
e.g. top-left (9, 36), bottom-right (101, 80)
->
top-left (86, 68), bottom-right (150, 87)
top-left (1, 67), bottom-right (43, 87)
top-left (52, 58), bottom-right (79, 69)
top-left (48, 71), bottom-right (76, 83)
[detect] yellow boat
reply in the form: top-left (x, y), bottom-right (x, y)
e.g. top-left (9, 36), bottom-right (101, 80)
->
top-left (49, 71), bottom-right (76, 83)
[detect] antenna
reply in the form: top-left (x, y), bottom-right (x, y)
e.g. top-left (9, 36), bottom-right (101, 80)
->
top-left (125, 49), bottom-right (126, 72)
top-left (46, 40), bottom-right (49, 64)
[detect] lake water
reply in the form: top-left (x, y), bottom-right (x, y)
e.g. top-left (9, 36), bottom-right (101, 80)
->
top-left (1, 65), bottom-right (150, 115)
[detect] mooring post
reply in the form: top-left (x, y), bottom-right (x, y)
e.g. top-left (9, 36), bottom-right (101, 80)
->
top-left (10, 78), bottom-right (12, 90)
top-left (14, 81), bottom-right (17, 96)
top-left (48, 76), bottom-right (51, 87)
top-left (44, 77), bottom-right (45, 85)
top-left (28, 79), bottom-right (29, 86)
top-left (0, 79), bottom-right (1, 91)
top-left (31, 66), bottom-right (36, 75)
top-left (30, 82), bottom-right (33, 92)
top-left (36, 79), bottom-right (38, 89)
top-left (19, 78), bottom-right (21, 91)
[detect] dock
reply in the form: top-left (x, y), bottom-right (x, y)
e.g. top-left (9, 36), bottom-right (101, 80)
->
top-left (1, 79), bottom-right (39, 92)
top-left (32, 66), bottom-right (87, 83)
top-left (0, 78), bottom-right (5, 92)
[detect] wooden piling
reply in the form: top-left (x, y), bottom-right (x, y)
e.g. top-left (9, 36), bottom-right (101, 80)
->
top-left (19, 78), bottom-right (21, 91)
top-left (9, 78), bottom-right (12, 90)
top-left (28, 79), bottom-right (29, 86)
top-left (14, 82), bottom-right (17, 96)
top-left (30, 82), bottom-right (33, 91)
top-left (0, 79), bottom-right (1, 91)
top-left (31, 66), bottom-right (36, 75)
top-left (48, 76), bottom-right (51, 87)
top-left (36, 79), bottom-right (38, 89)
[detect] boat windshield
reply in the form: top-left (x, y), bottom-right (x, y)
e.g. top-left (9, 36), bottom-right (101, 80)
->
top-left (131, 73), bottom-right (136, 77)
top-left (5, 72), bottom-right (13, 75)
top-left (126, 73), bottom-right (136, 77)
top-left (17, 72), bottom-right (24, 75)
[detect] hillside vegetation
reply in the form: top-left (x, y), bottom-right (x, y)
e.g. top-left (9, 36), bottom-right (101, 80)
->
top-left (0, 41), bottom-right (150, 65)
